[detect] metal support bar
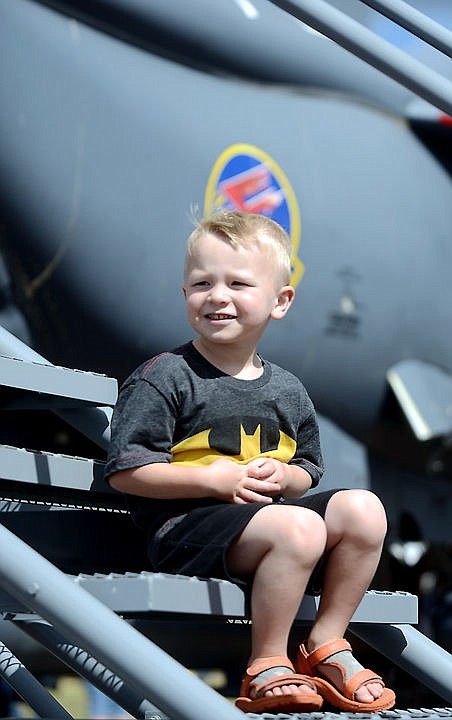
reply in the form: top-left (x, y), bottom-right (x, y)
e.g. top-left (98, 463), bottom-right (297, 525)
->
top-left (0, 638), bottom-right (72, 719)
top-left (0, 523), bottom-right (245, 720)
top-left (351, 622), bottom-right (452, 703)
top-left (0, 327), bottom-right (112, 450)
top-left (268, 0), bottom-right (452, 116)
top-left (15, 618), bottom-right (168, 720)
top-left (359, 0), bottom-right (452, 59)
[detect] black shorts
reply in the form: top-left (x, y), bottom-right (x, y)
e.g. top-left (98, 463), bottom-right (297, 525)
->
top-left (148, 489), bottom-right (342, 595)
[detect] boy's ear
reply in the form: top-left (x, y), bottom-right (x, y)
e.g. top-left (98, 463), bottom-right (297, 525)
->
top-left (271, 285), bottom-right (295, 320)
top-left (182, 286), bottom-right (187, 299)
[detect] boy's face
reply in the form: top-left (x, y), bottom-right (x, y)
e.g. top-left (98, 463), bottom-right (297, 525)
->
top-left (183, 232), bottom-right (294, 351)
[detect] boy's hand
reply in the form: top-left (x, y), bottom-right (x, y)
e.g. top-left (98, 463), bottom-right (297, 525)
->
top-left (247, 457), bottom-right (313, 498)
top-left (209, 457), bottom-right (280, 504)
top-left (246, 457), bottom-right (287, 491)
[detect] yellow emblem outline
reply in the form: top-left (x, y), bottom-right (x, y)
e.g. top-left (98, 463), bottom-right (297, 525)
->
top-left (204, 143), bottom-right (304, 287)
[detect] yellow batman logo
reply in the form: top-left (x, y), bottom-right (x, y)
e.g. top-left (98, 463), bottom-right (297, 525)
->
top-left (171, 424), bottom-right (296, 466)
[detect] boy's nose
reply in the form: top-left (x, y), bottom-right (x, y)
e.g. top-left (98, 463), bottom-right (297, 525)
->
top-left (208, 284), bottom-right (228, 303)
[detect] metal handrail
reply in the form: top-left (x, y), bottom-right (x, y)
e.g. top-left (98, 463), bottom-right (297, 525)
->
top-left (268, 0), bottom-right (452, 116)
top-left (360, 0), bottom-right (452, 59)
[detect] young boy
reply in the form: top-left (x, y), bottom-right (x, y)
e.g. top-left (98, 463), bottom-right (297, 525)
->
top-left (105, 210), bottom-right (395, 714)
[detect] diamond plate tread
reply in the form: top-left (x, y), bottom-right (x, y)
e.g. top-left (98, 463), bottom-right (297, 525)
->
top-left (246, 710), bottom-right (452, 720)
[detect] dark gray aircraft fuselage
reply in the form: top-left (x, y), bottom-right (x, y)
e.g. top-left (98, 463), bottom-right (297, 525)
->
top-left (1, 0), bottom-right (452, 543)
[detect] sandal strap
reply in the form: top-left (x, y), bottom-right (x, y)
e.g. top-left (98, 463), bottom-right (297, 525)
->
top-left (298, 640), bottom-right (385, 701)
top-left (344, 668), bottom-right (384, 697)
top-left (246, 655), bottom-right (295, 676)
top-left (240, 656), bottom-right (317, 699)
top-left (251, 672), bottom-right (315, 698)
top-left (300, 638), bottom-right (352, 672)
top-left (305, 638), bottom-right (352, 668)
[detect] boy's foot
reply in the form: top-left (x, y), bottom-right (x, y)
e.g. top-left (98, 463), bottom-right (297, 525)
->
top-left (235, 655), bottom-right (323, 714)
top-left (296, 638), bottom-right (396, 712)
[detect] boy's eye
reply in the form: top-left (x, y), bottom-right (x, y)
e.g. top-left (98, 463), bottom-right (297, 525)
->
top-left (192, 281), bottom-right (209, 287)
top-left (231, 280), bottom-right (249, 287)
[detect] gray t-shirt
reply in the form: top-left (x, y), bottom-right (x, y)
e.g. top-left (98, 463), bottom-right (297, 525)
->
top-left (105, 342), bottom-right (324, 531)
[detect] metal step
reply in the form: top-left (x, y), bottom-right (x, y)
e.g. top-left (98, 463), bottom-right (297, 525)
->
top-left (0, 443), bottom-right (119, 507)
top-left (73, 572), bottom-right (418, 622)
top-left (0, 571), bottom-right (418, 622)
top-left (0, 444), bottom-right (103, 494)
top-left (0, 354), bottom-right (117, 407)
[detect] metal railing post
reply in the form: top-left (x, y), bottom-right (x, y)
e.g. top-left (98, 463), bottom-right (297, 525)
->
top-left (268, 0), bottom-right (452, 115)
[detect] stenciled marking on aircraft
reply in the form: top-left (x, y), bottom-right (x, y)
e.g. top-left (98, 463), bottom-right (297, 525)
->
top-left (325, 266), bottom-right (363, 338)
top-left (204, 143), bottom-right (304, 287)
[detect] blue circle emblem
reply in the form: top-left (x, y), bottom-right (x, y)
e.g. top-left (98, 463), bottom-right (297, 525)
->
top-left (204, 144), bottom-right (303, 286)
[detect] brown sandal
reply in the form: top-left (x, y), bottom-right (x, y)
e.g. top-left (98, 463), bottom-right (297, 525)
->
top-left (296, 639), bottom-right (396, 712)
top-left (235, 654), bottom-right (323, 714)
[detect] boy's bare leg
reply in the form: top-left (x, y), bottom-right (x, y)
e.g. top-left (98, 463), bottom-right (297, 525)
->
top-left (227, 504), bottom-right (327, 698)
top-left (306, 489), bottom-right (388, 703)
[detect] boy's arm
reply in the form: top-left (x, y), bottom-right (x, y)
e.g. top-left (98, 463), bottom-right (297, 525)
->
top-left (108, 457), bottom-right (282, 505)
top-left (280, 463), bottom-right (314, 497)
top-left (109, 462), bottom-right (219, 499)
top-left (288, 385), bottom-right (324, 492)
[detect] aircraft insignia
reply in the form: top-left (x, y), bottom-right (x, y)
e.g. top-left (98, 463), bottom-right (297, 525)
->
top-left (204, 143), bottom-right (304, 286)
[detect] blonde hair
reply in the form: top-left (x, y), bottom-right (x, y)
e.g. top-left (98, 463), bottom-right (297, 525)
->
top-left (185, 210), bottom-right (293, 285)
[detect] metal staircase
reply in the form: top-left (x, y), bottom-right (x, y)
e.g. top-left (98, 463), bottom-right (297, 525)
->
top-left (0, 327), bottom-right (450, 718)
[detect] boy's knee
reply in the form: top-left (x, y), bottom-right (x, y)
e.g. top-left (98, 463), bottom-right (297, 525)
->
top-left (329, 489), bottom-right (387, 542)
top-left (349, 489), bottom-right (386, 524)
top-left (269, 506), bottom-right (327, 563)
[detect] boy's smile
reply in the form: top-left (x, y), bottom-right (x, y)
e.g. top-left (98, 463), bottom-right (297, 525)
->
top-left (205, 312), bottom-right (237, 321)
top-left (183, 232), bottom-right (294, 368)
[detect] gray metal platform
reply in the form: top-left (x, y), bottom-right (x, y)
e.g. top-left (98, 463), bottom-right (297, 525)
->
top-left (0, 354), bottom-right (117, 407)
top-left (0, 571), bottom-right (419, 622)
top-left (73, 574), bottom-right (418, 622)
top-left (0, 444), bottom-right (103, 493)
